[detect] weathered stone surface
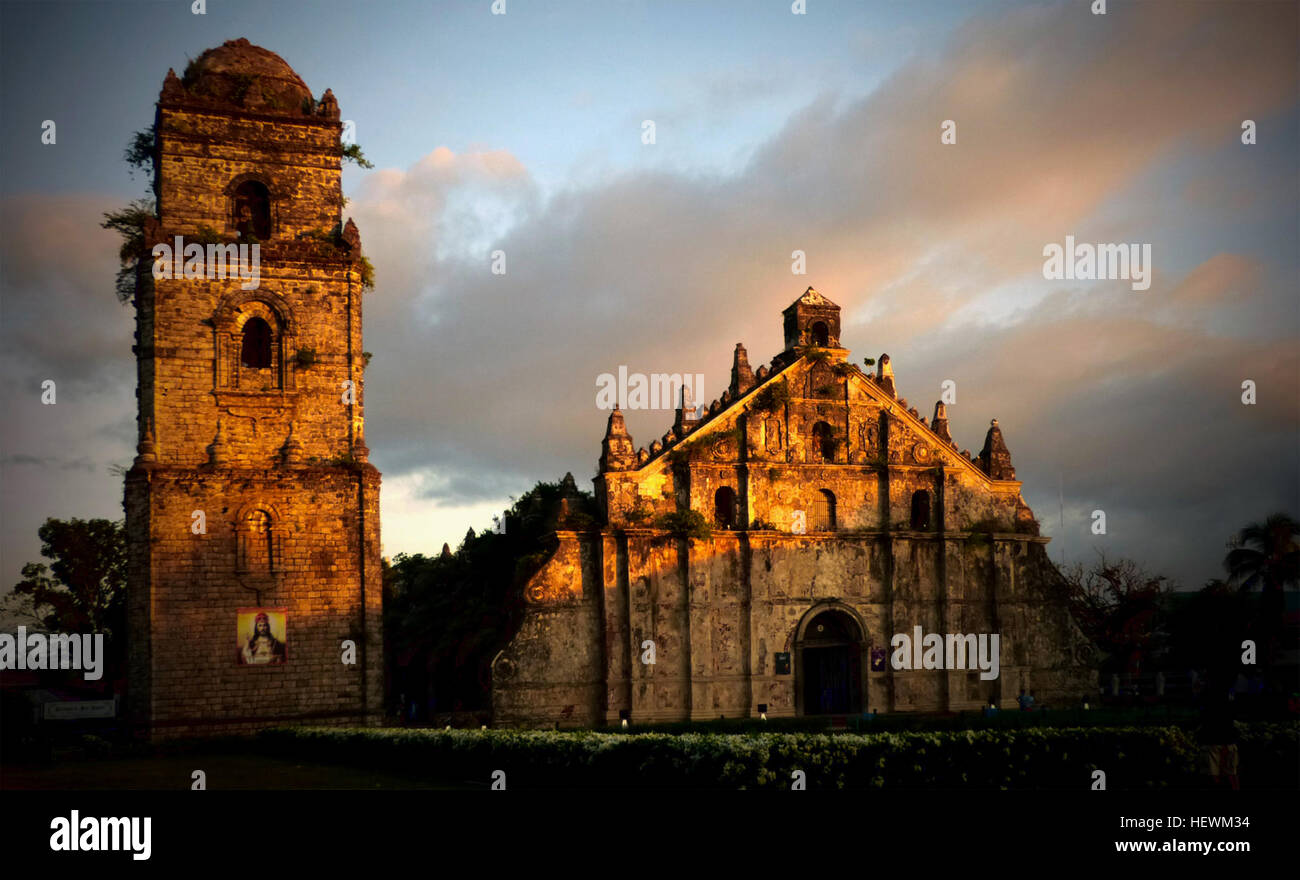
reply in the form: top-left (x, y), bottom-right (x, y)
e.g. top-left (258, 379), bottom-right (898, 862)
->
top-left (493, 289), bottom-right (1094, 726)
top-left (126, 42), bottom-right (381, 739)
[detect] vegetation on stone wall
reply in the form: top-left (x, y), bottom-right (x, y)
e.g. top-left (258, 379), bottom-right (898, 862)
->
top-left (358, 255), bottom-right (376, 290)
top-left (651, 510), bottom-right (712, 541)
top-left (101, 199), bottom-right (157, 304)
top-left (259, 722), bottom-right (1299, 789)
top-left (751, 377), bottom-right (790, 413)
top-left (124, 125), bottom-right (157, 192)
top-left (341, 142), bottom-right (374, 169)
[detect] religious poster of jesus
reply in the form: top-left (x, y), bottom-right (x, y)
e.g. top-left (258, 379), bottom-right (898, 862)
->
top-left (236, 608), bottom-right (288, 666)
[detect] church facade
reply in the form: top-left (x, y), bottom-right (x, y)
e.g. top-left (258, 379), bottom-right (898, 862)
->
top-left (492, 288), bottom-right (1095, 725)
top-left (124, 40), bottom-right (383, 737)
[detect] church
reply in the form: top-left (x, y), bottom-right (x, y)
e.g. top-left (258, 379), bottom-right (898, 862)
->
top-left (124, 40), bottom-right (383, 738)
top-left (492, 288), bottom-right (1096, 725)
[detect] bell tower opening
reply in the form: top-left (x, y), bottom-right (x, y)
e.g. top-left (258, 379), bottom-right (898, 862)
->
top-left (240, 316), bottom-right (273, 368)
top-left (232, 179), bottom-right (271, 240)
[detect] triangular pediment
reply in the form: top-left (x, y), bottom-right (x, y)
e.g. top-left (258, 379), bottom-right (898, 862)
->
top-left (628, 351), bottom-right (996, 483)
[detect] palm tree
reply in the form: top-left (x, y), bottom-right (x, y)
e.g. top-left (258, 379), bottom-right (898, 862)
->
top-left (1225, 513), bottom-right (1300, 593)
top-left (1224, 513), bottom-right (1299, 681)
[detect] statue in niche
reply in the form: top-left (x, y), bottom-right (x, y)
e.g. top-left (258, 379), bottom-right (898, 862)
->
top-left (764, 417), bottom-right (783, 454)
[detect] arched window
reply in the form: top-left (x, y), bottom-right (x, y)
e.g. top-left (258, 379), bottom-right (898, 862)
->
top-left (239, 510), bottom-right (275, 573)
top-left (812, 421), bottom-right (836, 463)
top-left (810, 321), bottom-right (829, 347)
top-left (714, 487), bottom-right (737, 529)
top-left (910, 490), bottom-right (931, 530)
top-left (811, 489), bottom-right (836, 531)
top-left (233, 180), bottom-right (271, 240)
top-left (241, 317), bottom-right (273, 369)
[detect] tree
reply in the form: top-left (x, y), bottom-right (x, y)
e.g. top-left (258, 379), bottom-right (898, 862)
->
top-left (383, 477), bottom-right (596, 717)
top-left (13, 518), bottom-right (128, 675)
top-left (1224, 512), bottom-right (1299, 680)
top-left (1063, 552), bottom-right (1173, 679)
top-left (1225, 512), bottom-right (1299, 594)
top-left (1166, 579), bottom-right (1248, 685)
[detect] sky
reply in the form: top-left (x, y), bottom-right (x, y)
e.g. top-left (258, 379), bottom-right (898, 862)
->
top-left (0, 0), bottom-right (1297, 596)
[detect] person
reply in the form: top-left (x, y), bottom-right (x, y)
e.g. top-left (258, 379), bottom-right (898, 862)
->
top-left (239, 612), bottom-right (286, 665)
top-left (1017, 689), bottom-right (1034, 711)
top-left (1198, 701), bottom-right (1240, 790)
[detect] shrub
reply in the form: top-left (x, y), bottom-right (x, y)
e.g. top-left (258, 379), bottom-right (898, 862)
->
top-left (652, 510), bottom-right (711, 541)
top-left (752, 379), bottom-right (790, 414)
top-left (255, 723), bottom-right (1300, 790)
top-left (341, 142), bottom-right (374, 169)
top-left (358, 256), bottom-right (376, 290)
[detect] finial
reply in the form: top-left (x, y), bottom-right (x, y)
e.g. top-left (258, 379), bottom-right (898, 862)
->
top-left (207, 419), bottom-right (228, 466)
top-left (135, 417), bottom-right (157, 466)
top-left (280, 420), bottom-right (302, 465)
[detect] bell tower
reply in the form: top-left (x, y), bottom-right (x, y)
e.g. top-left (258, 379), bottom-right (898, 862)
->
top-left (782, 286), bottom-right (842, 350)
top-left (124, 39), bottom-right (382, 737)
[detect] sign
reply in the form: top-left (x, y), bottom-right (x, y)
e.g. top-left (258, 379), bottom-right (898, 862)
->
top-left (43, 699), bottom-right (115, 721)
top-left (775, 652), bottom-right (791, 675)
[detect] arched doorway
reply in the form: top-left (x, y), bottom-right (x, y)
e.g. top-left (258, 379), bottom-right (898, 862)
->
top-left (797, 607), bottom-right (863, 715)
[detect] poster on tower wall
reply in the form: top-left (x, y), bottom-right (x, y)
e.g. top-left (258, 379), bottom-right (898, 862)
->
top-left (235, 608), bottom-right (288, 666)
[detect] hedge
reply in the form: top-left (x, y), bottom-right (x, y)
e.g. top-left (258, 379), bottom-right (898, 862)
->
top-left (256, 723), bottom-right (1298, 789)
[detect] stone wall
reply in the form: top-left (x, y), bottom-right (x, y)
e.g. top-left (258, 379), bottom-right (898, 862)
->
top-left (493, 288), bottom-right (1096, 727)
top-left (493, 528), bottom-right (1093, 727)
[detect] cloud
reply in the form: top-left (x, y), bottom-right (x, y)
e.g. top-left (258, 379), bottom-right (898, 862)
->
top-left (0, 1), bottom-right (1294, 589)
top-left (345, 0), bottom-right (1297, 583)
top-left (0, 194), bottom-right (137, 587)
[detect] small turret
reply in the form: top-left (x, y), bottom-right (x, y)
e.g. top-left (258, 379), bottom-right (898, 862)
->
top-left (160, 68), bottom-right (184, 101)
top-left (341, 217), bottom-right (362, 251)
top-left (931, 401), bottom-right (952, 444)
top-left (877, 354), bottom-right (895, 398)
top-left (729, 343), bottom-right (756, 397)
top-left (979, 419), bottom-right (1016, 480)
top-left (317, 87), bottom-right (341, 120)
top-left (599, 407), bottom-right (637, 472)
top-left (673, 385), bottom-right (699, 436)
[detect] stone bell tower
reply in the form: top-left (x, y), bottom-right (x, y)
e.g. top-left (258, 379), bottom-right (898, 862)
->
top-left (124, 39), bottom-right (382, 737)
